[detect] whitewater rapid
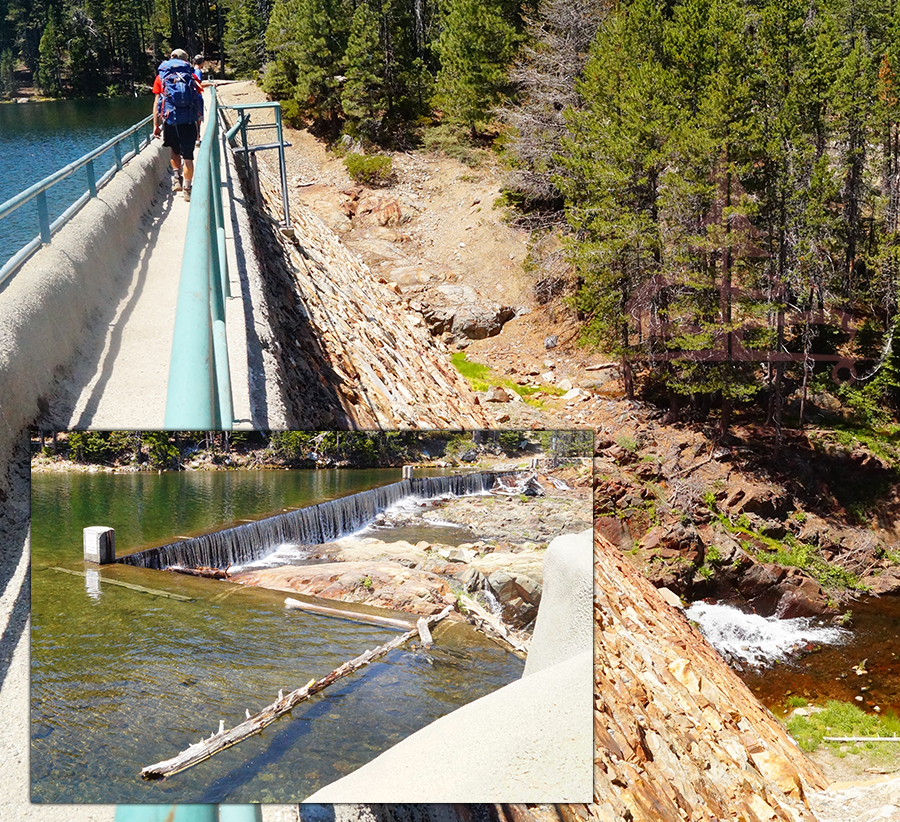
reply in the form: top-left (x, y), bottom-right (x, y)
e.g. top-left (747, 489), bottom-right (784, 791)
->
top-left (684, 601), bottom-right (850, 667)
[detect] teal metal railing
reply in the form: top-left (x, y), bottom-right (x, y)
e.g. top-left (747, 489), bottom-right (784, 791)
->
top-left (0, 114), bottom-right (155, 285)
top-left (115, 805), bottom-right (262, 822)
top-left (163, 85), bottom-right (234, 430)
top-left (222, 100), bottom-right (291, 228)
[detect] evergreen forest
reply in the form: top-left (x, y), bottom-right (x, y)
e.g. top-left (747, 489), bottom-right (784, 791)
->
top-left (5, 0), bottom-right (900, 434)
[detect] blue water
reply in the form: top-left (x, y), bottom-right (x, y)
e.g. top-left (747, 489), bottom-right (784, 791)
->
top-left (0, 97), bottom-right (152, 272)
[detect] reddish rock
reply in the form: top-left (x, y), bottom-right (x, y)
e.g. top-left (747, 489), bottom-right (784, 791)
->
top-left (737, 563), bottom-right (786, 600)
top-left (864, 566), bottom-right (900, 595)
top-left (774, 574), bottom-right (835, 618)
top-left (594, 516), bottom-right (632, 550)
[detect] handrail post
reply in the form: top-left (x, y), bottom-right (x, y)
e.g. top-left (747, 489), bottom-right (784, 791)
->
top-left (114, 142), bottom-right (122, 171)
top-left (36, 191), bottom-right (51, 244)
top-left (274, 102), bottom-right (290, 227)
top-left (86, 160), bottom-right (97, 198)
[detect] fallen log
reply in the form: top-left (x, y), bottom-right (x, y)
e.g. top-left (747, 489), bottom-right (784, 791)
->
top-left (49, 567), bottom-right (193, 601)
top-left (140, 605), bottom-right (454, 780)
top-left (169, 565), bottom-right (230, 580)
top-left (458, 593), bottom-right (529, 659)
top-left (284, 595), bottom-right (415, 630)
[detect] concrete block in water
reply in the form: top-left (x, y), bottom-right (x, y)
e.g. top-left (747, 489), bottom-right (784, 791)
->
top-left (83, 526), bottom-right (115, 564)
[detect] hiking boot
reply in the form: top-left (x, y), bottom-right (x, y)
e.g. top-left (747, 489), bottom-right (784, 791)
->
top-left (173, 173), bottom-right (183, 193)
top-left (184, 184), bottom-right (191, 202)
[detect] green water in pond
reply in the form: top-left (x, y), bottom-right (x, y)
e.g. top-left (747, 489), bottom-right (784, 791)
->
top-left (30, 469), bottom-right (523, 804)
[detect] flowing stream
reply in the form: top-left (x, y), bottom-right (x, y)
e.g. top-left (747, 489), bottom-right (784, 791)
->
top-left (686, 598), bottom-right (900, 717)
top-left (30, 469), bottom-right (525, 804)
top-left (685, 601), bottom-right (849, 667)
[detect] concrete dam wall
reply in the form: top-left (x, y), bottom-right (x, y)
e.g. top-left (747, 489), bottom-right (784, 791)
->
top-left (0, 142), bottom-right (169, 458)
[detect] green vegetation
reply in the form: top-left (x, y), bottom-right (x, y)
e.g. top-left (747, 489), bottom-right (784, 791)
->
top-left (432, 0), bottom-right (520, 136)
top-left (267, 431), bottom-right (418, 465)
top-left (712, 509), bottom-right (868, 593)
top-left (451, 352), bottom-right (563, 405)
top-left (786, 700), bottom-right (900, 763)
top-left (344, 153), bottom-right (394, 187)
top-left (615, 434), bottom-right (638, 453)
top-left (549, 0), bottom-right (900, 434)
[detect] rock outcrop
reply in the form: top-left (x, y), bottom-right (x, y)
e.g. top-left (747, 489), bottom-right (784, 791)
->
top-left (231, 559), bottom-right (457, 616)
top-left (412, 283), bottom-right (517, 341)
top-left (582, 531), bottom-right (828, 821)
top-left (593, 423), bottom-right (900, 610)
top-left (245, 161), bottom-right (489, 428)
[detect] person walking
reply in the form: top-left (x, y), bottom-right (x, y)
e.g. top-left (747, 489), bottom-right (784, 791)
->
top-left (192, 54), bottom-right (206, 146)
top-left (193, 54), bottom-right (206, 85)
top-left (152, 48), bottom-right (203, 202)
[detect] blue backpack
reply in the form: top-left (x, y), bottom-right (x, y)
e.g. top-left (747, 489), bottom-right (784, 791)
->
top-left (158, 59), bottom-right (200, 125)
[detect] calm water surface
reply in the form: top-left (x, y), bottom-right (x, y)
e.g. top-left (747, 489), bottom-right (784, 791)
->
top-left (0, 97), bottom-right (151, 271)
top-left (30, 469), bottom-right (523, 804)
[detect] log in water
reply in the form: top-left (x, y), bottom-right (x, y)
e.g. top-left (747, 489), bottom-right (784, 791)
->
top-left (140, 606), bottom-right (454, 780)
top-left (116, 472), bottom-right (518, 571)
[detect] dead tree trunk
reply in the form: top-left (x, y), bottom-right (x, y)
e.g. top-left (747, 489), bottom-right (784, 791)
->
top-left (458, 594), bottom-right (529, 659)
top-left (141, 606), bottom-right (454, 780)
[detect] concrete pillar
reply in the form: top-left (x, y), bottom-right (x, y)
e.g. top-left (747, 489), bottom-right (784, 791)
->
top-left (83, 526), bottom-right (115, 564)
top-left (402, 465), bottom-right (414, 479)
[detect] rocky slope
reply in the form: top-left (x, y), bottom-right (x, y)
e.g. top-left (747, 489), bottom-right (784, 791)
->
top-left (593, 416), bottom-right (900, 617)
top-left (215, 81), bottom-right (615, 430)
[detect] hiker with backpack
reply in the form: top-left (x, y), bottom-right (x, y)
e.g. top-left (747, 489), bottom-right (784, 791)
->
top-left (152, 49), bottom-right (203, 202)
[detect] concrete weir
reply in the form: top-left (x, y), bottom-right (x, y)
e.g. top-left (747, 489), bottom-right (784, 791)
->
top-left (0, 141), bottom-right (168, 449)
top-left (116, 472), bottom-right (519, 571)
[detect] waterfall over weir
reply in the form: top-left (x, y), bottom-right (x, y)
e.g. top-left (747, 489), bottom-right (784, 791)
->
top-left (116, 472), bottom-right (519, 571)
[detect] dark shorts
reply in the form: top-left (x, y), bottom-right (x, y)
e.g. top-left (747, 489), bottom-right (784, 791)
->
top-left (162, 121), bottom-right (198, 160)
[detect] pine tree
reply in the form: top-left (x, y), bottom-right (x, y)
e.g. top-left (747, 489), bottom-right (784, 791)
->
top-left (37, 7), bottom-right (63, 95)
top-left (341, 0), bottom-right (385, 140)
top-left (262, 0), bottom-right (300, 96)
top-left (67, 5), bottom-right (105, 95)
top-left (224, 0), bottom-right (262, 77)
top-left (432, 0), bottom-right (520, 135)
top-left (557, 0), bottom-right (673, 399)
top-left (0, 49), bottom-right (17, 97)
top-left (500, 0), bottom-right (604, 216)
top-left (265, 0), bottom-right (351, 133)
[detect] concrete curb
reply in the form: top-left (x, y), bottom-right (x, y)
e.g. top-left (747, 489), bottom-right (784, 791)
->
top-left (304, 529), bottom-right (594, 803)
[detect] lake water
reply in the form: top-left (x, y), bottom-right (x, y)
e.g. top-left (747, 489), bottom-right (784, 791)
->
top-left (30, 468), bottom-right (523, 804)
top-left (0, 97), bottom-right (151, 272)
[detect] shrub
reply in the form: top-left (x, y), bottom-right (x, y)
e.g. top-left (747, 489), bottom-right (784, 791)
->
top-left (279, 98), bottom-right (302, 128)
top-left (344, 153), bottom-right (394, 187)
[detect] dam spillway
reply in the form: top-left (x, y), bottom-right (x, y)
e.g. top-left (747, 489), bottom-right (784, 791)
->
top-left (116, 471), bottom-right (519, 571)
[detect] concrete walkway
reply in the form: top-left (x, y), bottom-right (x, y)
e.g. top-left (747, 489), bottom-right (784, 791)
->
top-left (38, 105), bottom-right (285, 431)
